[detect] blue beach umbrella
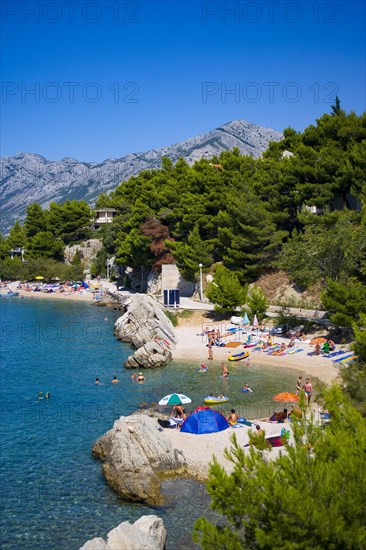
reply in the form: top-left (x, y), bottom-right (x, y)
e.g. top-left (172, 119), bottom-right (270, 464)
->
top-left (242, 312), bottom-right (249, 325)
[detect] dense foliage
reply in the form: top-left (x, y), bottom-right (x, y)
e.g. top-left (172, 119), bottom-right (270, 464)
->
top-left (0, 200), bottom-right (92, 279)
top-left (2, 105), bottom-right (365, 322)
top-left (193, 385), bottom-right (366, 549)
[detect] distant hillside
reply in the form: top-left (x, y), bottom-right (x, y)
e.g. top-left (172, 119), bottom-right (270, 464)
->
top-left (0, 120), bottom-right (283, 233)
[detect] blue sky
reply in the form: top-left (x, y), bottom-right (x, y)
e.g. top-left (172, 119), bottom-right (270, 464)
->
top-left (1, 0), bottom-right (365, 161)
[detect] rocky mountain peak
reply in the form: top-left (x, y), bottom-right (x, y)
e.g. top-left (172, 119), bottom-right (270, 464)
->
top-left (0, 119), bottom-right (283, 233)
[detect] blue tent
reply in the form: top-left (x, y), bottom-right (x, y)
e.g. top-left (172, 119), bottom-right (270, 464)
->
top-left (180, 406), bottom-right (229, 435)
top-left (82, 281), bottom-right (89, 289)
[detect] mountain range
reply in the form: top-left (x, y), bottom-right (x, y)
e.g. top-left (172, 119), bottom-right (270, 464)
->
top-left (0, 120), bottom-right (283, 234)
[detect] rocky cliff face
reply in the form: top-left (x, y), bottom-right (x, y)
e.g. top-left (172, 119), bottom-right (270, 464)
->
top-left (64, 238), bottom-right (103, 266)
top-left (113, 293), bottom-right (176, 369)
top-left (0, 120), bottom-right (283, 233)
top-left (92, 415), bottom-right (187, 505)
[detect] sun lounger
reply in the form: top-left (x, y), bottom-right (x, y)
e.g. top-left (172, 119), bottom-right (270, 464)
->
top-left (339, 355), bottom-right (357, 364)
top-left (324, 349), bottom-right (345, 358)
top-left (332, 353), bottom-right (354, 363)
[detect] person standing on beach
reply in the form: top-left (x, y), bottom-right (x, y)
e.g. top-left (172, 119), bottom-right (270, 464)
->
top-left (304, 378), bottom-right (313, 405)
top-left (296, 376), bottom-right (303, 395)
top-left (208, 345), bottom-right (213, 360)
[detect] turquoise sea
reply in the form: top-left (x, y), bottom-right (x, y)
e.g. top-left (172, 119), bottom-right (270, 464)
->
top-left (0, 298), bottom-right (300, 549)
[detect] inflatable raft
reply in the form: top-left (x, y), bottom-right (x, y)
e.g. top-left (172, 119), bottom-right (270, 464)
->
top-left (228, 351), bottom-right (249, 361)
top-left (204, 395), bottom-right (229, 404)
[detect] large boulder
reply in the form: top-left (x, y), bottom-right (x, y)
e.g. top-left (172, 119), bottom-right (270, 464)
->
top-left (113, 294), bottom-right (176, 368)
top-left (80, 515), bottom-right (167, 550)
top-left (92, 414), bottom-right (187, 505)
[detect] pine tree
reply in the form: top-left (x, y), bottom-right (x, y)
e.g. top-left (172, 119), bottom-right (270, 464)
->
top-left (193, 385), bottom-right (366, 549)
top-left (206, 265), bottom-right (247, 314)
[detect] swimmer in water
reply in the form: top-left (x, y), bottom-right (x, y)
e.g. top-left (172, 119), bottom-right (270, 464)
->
top-left (112, 376), bottom-right (119, 384)
top-left (137, 372), bottom-right (145, 381)
top-left (95, 377), bottom-right (100, 384)
top-left (131, 373), bottom-right (138, 380)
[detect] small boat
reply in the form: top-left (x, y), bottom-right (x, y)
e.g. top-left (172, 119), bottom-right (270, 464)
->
top-left (204, 395), bottom-right (229, 404)
top-left (228, 351), bottom-right (249, 361)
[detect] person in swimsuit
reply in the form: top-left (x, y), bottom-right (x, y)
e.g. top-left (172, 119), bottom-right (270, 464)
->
top-left (221, 362), bottom-right (228, 377)
top-left (304, 378), bottom-right (312, 405)
top-left (137, 372), bottom-right (145, 381)
top-left (208, 345), bottom-right (213, 360)
top-left (112, 376), bottom-right (119, 384)
top-left (227, 409), bottom-right (239, 425)
top-left (296, 376), bottom-right (303, 395)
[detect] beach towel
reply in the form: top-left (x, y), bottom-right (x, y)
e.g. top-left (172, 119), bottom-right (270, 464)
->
top-left (286, 348), bottom-right (304, 355)
top-left (225, 341), bottom-right (242, 348)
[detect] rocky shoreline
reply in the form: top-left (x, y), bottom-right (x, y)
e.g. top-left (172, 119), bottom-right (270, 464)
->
top-left (108, 292), bottom-right (176, 369)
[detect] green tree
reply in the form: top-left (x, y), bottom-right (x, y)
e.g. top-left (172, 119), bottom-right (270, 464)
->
top-left (247, 286), bottom-right (269, 320)
top-left (193, 385), bottom-right (366, 549)
top-left (7, 221), bottom-right (27, 249)
top-left (24, 203), bottom-right (49, 237)
top-left (48, 200), bottom-right (92, 243)
top-left (27, 231), bottom-right (65, 261)
top-left (321, 278), bottom-right (366, 328)
top-left (340, 313), bottom-right (366, 416)
top-left (219, 191), bottom-right (287, 281)
top-left (167, 225), bottom-right (214, 281)
top-left (206, 265), bottom-right (248, 314)
top-left (331, 95), bottom-right (345, 117)
top-left (0, 233), bottom-right (9, 259)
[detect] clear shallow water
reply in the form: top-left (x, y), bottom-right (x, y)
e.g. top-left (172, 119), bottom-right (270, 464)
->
top-left (0, 299), bottom-right (299, 549)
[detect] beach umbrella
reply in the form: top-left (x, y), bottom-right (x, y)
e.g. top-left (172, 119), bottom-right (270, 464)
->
top-left (158, 393), bottom-right (192, 406)
top-left (273, 392), bottom-right (299, 403)
top-left (35, 276), bottom-right (44, 280)
top-left (242, 312), bottom-right (249, 325)
top-left (252, 314), bottom-right (259, 327)
top-left (310, 337), bottom-right (327, 345)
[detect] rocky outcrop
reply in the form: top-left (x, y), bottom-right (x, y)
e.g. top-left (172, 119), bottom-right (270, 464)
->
top-left (113, 294), bottom-right (176, 368)
top-left (64, 238), bottom-right (103, 266)
top-left (92, 415), bottom-right (187, 505)
top-left (80, 515), bottom-right (167, 550)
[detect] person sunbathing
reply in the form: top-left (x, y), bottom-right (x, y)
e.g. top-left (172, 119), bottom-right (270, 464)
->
top-left (261, 409), bottom-right (288, 422)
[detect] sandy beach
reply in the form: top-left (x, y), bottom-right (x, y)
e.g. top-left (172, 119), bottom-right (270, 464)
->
top-left (172, 311), bottom-right (342, 386)
top-left (10, 284), bottom-right (342, 385)
top-left (8, 285), bottom-right (343, 481)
